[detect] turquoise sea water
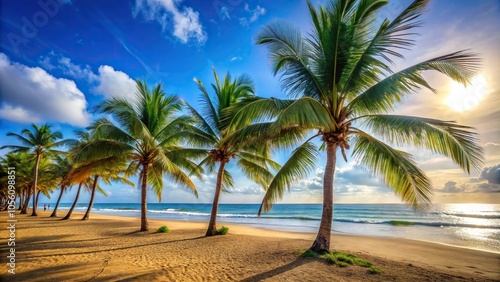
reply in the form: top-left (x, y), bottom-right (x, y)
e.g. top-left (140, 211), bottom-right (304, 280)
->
top-left (52, 203), bottom-right (500, 253)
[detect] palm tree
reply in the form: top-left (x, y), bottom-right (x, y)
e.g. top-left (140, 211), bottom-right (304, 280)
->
top-left (77, 80), bottom-right (199, 230)
top-left (79, 169), bottom-right (130, 221)
top-left (2, 152), bottom-right (34, 212)
top-left (33, 157), bottom-right (59, 209)
top-left (1, 124), bottom-right (67, 216)
top-left (49, 154), bottom-right (74, 217)
top-left (61, 182), bottom-right (85, 220)
top-left (68, 130), bottom-right (133, 220)
top-left (183, 69), bottom-right (281, 236)
top-left (61, 131), bottom-right (93, 220)
top-left (231, 0), bottom-right (483, 253)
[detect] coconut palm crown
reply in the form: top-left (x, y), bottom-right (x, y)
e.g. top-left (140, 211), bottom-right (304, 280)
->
top-left (228, 0), bottom-right (484, 252)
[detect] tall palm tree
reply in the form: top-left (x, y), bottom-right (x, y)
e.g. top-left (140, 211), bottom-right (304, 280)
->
top-left (68, 130), bottom-right (133, 220)
top-left (3, 152), bottom-right (34, 212)
top-left (76, 80), bottom-right (199, 230)
top-left (183, 69), bottom-right (281, 236)
top-left (78, 168), bottom-right (130, 220)
top-left (61, 182), bottom-right (86, 220)
top-left (61, 131), bottom-right (94, 220)
top-left (49, 154), bottom-right (74, 217)
top-left (232, 0), bottom-right (483, 253)
top-left (33, 157), bottom-right (59, 209)
top-left (1, 124), bottom-right (67, 216)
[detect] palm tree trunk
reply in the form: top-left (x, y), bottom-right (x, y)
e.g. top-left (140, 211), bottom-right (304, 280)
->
top-left (21, 189), bottom-right (30, 214)
top-left (62, 183), bottom-right (82, 220)
top-left (31, 153), bottom-right (41, 216)
top-left (82, 176), bottom-right (98, 221)
top-left (35, 190), bottom-right (41, 209)
top-left (140, 165), bottom-right (149, 231)
top-left (206, 161), bottom-right (226, 236)
top-left (310, 142), bottom-right (337, 253)
top-left (17, 194), bottom-right (22, 210)
top-left (50, 186), bottom-right (65, 217)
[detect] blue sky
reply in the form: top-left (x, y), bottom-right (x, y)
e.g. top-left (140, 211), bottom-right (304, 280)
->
top-left (1, 0), bottom-right (499, 205)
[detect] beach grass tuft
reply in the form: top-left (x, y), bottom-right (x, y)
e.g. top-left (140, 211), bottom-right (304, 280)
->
top-left (157, 226), bottom-right (170, 233)
top-left (369, 266), bottom-right (384, 274)
top-left (301, 249), bottom-right (319, 258)
top-left (217, 226), bottom-right (229, 235)
top-left (298, 249), bottom-right (378, 270)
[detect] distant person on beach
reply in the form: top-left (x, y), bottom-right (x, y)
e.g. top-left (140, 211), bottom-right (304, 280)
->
top-left (44, 204), bottom-right (47, 211)
top-left (48, 204), bottom-right (50, 210)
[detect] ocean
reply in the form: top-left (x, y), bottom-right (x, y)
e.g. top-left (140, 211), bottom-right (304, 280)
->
top-left (52, 203), bottom-right (500, 253)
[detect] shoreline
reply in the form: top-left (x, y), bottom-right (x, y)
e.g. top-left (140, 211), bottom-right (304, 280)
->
top-left (1, 210), bottom-right (499, 281)
top-left (63, 207), bottom-right (500, 255)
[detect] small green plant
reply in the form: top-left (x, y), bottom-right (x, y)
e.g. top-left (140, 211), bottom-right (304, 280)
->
top-left (157, 226), bottom-right (170, 233)
top-left (336, 261), bottom-right (349, 267)
top-left (353, 258), bottom-right (372, 268)
top-left (369, 266), bottom-right (383, 274)
top-left (302, 249), bottom-right (319, 258)
top-left (217, 226), bottom-right (229, 235)
top-left (300, 250), bottom-right (377, 271)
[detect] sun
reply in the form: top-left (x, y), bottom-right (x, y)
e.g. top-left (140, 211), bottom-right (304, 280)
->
top-left (445, 75), bottom-right (487, 112)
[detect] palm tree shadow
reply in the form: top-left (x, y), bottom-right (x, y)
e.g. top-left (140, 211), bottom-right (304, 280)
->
top-left (240, 257), bottom-right (312, 281)
top-left (22, 235), bottom-right (207, 259)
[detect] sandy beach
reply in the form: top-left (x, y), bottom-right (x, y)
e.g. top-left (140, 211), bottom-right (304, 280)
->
top-left (1, 211), bottom-right (499, 281)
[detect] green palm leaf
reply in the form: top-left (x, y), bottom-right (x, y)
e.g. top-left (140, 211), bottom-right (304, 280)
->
top-left (348, 51), bottom-right (480, 115)
top-left (259, 141), bottom-right (318, 215)
top-left (360, 115), bottom-right (483, 173)
top-left (351, 132), bottom-right (432, 207)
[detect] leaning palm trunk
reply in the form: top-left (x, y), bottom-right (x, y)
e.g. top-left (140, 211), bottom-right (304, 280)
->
top-left (82, 176), bottom-right (98, 220)
top-left (140, 166), bottom-right (149, 231)
top-left (206, 161), bottom-right (226, 236)
top-left (20, 189), bottom-right (30, 214)
top-left (310, 143), bottom-right (337, 253)
top-left (62, 183), bottom-right (82, 220)
top-left (35, 190), bottom-right (41, 210)
top-left (31, 153), bottom-right (41, 216)
top-left (50, 186), bottom-right (65, 217)
top-left (17, 194), bottom-right (22, 210)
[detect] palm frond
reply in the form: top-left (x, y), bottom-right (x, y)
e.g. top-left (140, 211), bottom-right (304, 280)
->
top-left (237, 158), bottom-right (274, 189)
top-left (224, 97), bottom-right (295, 132)
top-left (360, 115), bottom-right (483, 173)
top-left (256, 20), bottom-right (326, 102)
top-left (351, 132), bottom-right (432, 208)
top-left (274, 97), bottom-right (336, 131)
top-left (348, 51), bottom-right (480, 115)
top-left (259, 141), bottom-right (318, 215)
top-left (222, 169), bottom-right (234, 190)
top-left (237, 152), bottom-right (282, 171)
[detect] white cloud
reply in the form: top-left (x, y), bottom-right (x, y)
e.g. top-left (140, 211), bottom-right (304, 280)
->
top-left (239, 3), bottom-right (266, 27)
top-left (230, 56), bottom-right (241, 62)
top-left (39, 56), bottom-right (55, 70)
top-left (57, 57), bottom-right (98, 82)
top-left (38, 53), bottom-right (98, 82)
top-left (0, 53), bottom-right (90, 126)
top-left (220, 6), bottom-right (230, 20)
top-left (133, 0), bottom-right (207, 44)
top-left (93, 65), bottom-right (137, 101)
top-left (232, 186), bottom-right (263, 195)
top-left (0, 105), bottom-right (41, 123)
top-left (37, 52), bottom-right (137, 102)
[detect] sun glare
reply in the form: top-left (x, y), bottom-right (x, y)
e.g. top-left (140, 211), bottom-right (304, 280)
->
top-left (445, 76), bottom-right (487, 112)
